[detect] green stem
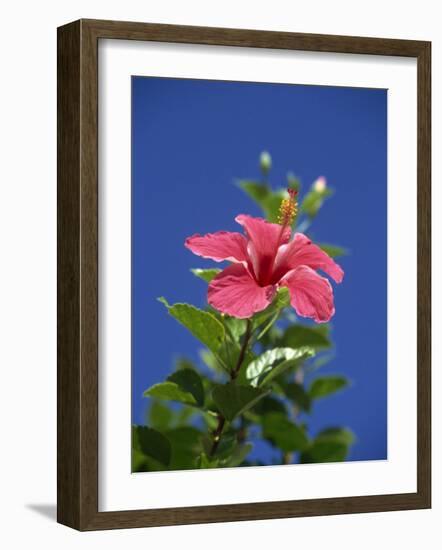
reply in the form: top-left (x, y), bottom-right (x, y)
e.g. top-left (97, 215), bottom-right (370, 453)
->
top-left (209, 319), bottom-right (253, 457)
top-left (256, 311), bottom-right (279, 341)
top-left (284, 367), bottom-right (305, 465)
top-left (282, 452), bottom-right (293, 465)
top-left (209, 415), bottom-right (226, 457)
top-left (231, 319), bottom-right (253, 380)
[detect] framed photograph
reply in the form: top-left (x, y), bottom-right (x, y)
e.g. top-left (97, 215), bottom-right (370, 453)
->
top-left (57, 19), bottom-right (431, 530)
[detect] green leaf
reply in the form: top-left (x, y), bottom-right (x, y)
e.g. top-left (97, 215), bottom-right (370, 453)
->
top-left (259, 347), bottom-right (315, 387)
top-left (158, 298), bottom-right (225, 354)
top-left (252, 287), bottom-right (290, 328)
top-left (199, 349), bottom-right (226, 374)
top-left (165, 427), bottom-right (203, 470)
top-left (144, 369), bottom-right (205, 407)
top-left (175, 357), bottom-right (197, 371)
top-left (300, 441), bottom-right (348, 463)
top-left (236, 180), bottom-right (298, 224)
top-left (176, 405), bottom-right (196, 425)
top-left (284, 382), bottom-right (312, 413)
top-left (144, 381), bottom-right (197, 405)
top-left (245, 347), bottom-right (308, 386)
top-left (204, 430), bottom-right (237, 460)
top-left (209, 309), bottom-right (248, 343)
top-left (223, 316), bottom-right (247, 341)
top-left (237, 179), bottom-right (269, 202)
top-left (318, 243), bottom-right (348, 258)
top-left (301, 187), bottom-right (333, 218)
top-left (168, 369), bottom-right (205, 407)
top-left (196, 452), bottom-right (219, 469)
top-left (281, 324), bottom-right (331, 350)
top-left (315, 427), bottom-right (355, 446)
top-left (148, 400), bottom-right (173, 431)
top-left (131, 447), bottom-right (152, 472)
top-left (252, 395), bottom-right (287, 416)
top-left (212, 382), bottom-right (270, 421)
top-left (216, 337), bottom-right (256, 375)
top-left (223, 443), bottom-right (254, 467)
top-left (257, 324), bottom-right (283, 348)
top-left (262, 413), bottom-right (309, 452)
top-left (311, 353), bottom-right (335, 371)
top-left (201, 410), bottom-right (219, 431)
top-left (299, 427), bottom-right (355, 464)
top-left (132, 425), bottom-right (171, 466)
top-left (309, 375), bottom-right (349, 399)
top-left (191, 268), bottom-right (221, 283)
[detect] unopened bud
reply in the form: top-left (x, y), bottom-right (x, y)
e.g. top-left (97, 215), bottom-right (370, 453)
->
top-left (259, 151), bottom-right (272, 175)
top-left (313, 176), bottom-right (327, 193)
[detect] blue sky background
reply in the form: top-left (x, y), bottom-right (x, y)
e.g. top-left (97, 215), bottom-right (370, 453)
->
top-left (131, 76), bottom-right (387, 463)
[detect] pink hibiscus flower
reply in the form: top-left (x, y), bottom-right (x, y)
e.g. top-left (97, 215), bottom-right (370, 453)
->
top-left (185, 190), bottom-right (344, 322)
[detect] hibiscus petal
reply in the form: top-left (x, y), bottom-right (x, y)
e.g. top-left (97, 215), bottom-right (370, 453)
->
top-left (274, 232), bottom-right (344, 283)
top-left (235, 214), bottom-right (291, 284)
top-left (235, 214), bottom-right (291, 255)
top-left (185, 231), bottom-right (248, 263)
top-left (208, 264), bottom-right (276, 319)
top-left (281, 265), bottom-right (335, 323)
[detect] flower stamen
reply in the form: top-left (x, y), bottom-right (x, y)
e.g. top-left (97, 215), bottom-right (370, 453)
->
top-left (278, 188), bottom-right (298, 226)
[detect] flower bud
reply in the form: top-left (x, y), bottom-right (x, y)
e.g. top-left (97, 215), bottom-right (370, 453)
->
top-left (313, 176), bottom-right (327, 193)
top-left (259, 151), bottom-right (272, 175)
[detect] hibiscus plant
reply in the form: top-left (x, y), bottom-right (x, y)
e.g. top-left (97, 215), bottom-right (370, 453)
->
top-left (133, 152), bottom-right (354, 472)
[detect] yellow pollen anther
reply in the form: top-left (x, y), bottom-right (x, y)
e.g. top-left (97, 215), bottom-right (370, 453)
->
top-left (278, 189), bottom-right (298, 226)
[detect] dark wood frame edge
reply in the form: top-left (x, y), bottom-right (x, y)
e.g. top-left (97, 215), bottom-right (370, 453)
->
top-left (57, 18), bottom-right (431, 531)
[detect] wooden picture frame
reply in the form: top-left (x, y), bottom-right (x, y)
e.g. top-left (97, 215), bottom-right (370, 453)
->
top-left (57, 18), bottom-right (431, 530)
